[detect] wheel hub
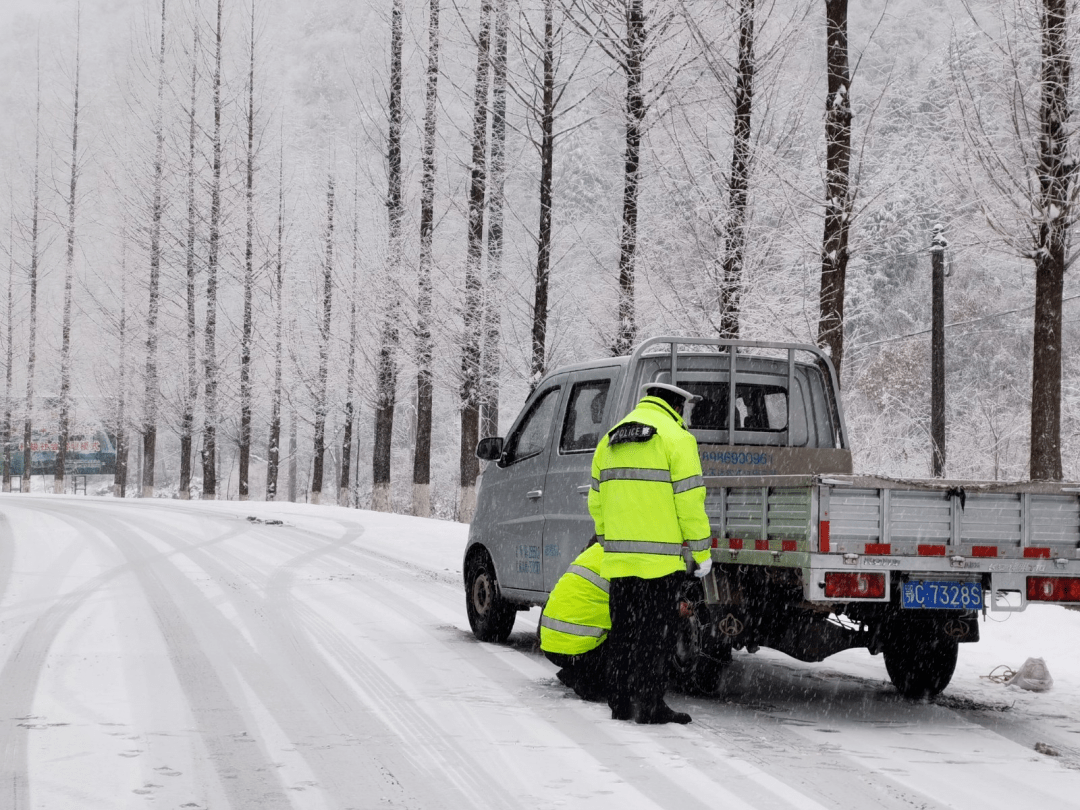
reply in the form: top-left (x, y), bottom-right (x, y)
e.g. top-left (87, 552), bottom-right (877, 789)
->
top-left (472, 574), bottom-right (492, 614)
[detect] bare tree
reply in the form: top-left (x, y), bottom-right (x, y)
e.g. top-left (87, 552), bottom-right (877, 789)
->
top-left (179, 24), bottom-right (200, 501)
top-left (1029, 0), bottom-right (1073, 480)
top-left (372, 0), bottom-right (405, 513)
top-left (719, 0), bottom-right (755, 338)
top-left (22, 48), bottom-right (43, 493)
top-left (138, 0), bottom-right (167, 498)
top-left (412, 0), bottom-right (440, 518)
top-left (529, 0), bottom-right (557, 385)
top-left (817, 0), bottom-right (853, 383)
top-left (266, 142), bottom-right (285, 501)
top-left (459, 0), bottom-right (494, 522)
top-left (480, 0), bottom-right (509, 439)
top-left (339, 177), bottom-right (359, 506)
top-left (202, 0), bottom-right (225, 499)
top-left (56, 12), bottom-right (85, 494)
top-left (311, 173), bottom-right (335, 505)
top-left (3, 207), bottom-right (13, 492)
top-left (114, 235), bottom-right (130, 497)
top-left (238, 0), bottom-right (260, 500)
top-left (569, 0), bottom-right (688, 356)
top-left (951, 1), bottom-right (1077, 480)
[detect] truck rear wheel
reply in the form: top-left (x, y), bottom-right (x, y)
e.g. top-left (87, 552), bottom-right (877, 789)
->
top-left (883, 618), bottom-right (959, 699)
top-left (465, 550), bottom-right (517, 643)
top-left (671, 582), bottom-right (731, 695)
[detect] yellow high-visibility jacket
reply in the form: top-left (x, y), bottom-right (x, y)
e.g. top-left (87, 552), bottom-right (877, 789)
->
top-left (588, 395), bottom-right (712, 579)
top-left (539, 543), bottom-right (611, 656)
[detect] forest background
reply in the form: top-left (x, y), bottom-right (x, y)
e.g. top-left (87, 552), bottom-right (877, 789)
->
top-left (0, 0), bottom-right (1077, 520)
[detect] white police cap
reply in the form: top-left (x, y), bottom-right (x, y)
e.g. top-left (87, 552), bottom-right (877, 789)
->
top-left (640, 382), bottom-right (702, 404)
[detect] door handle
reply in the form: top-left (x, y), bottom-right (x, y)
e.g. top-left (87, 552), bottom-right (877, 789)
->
top-left (526, 489), bottom-right (543, 499)
top-left (577, 485), bottom-right (591, 496)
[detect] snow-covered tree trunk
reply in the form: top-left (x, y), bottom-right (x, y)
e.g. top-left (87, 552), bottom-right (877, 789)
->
top-left (288, 402), bottom-right (297, 503)
top-left (372, 0), bottom-right (405, 514)
top-left (202, 0), bottom-right (225, 500)
top-left (480, 0), bottom-right (509, 440)
top-left (412, 0), bottom-right (440, 518)
top-left (1029, 0), bottom-right (1073, 481)
top-left (311, 174), bottom-right (335, 506)
top-left (140, 0), bottom-right (166, 499)
top-left (266, 145), bottom-right (285, 501)
top-left (458, 0), bottom-right (494, 522)
top-left (179, 25), bottom-right (199, 501)
top-left (56, 12), bottom-right (84, 495)
top-left (238, 0), bottom-right (258, 501)
top-left (530, 0), bottom-right (556, 386)
top-left (817, 0), bottom-right (852, 385)
top-left (114, 238), bottom-right (130, 497)
top-left (3, 211), bottom-right (13, 492)
top-left (719, 0), bottom-right (755, 340)
top-left (340, 182), bottom-right (359, 506)
top-left (22, 54), bottom-right (42, 494)
top-left (613, 0), bottom-right (646, 357)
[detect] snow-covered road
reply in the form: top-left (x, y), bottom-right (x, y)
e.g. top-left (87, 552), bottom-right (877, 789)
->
top-left (1, 495), bottom-right (1079, 809)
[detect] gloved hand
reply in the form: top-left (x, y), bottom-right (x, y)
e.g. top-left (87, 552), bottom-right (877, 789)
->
top-left (693, 557), bottom-right (713, 578)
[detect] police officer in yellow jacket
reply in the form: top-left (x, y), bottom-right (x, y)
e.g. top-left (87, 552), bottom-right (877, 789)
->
top-left (539, 540), bottom-right (610, 701)
top-left (588, 382), bottom-right (712, 724)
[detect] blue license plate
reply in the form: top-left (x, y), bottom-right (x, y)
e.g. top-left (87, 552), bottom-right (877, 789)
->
top-left (901, 580), bottom-right (982, 610)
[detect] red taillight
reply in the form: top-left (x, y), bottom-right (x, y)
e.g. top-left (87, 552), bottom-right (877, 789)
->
top-left (819, 520), bottom-right (830, 553)
top-left (1027, 576), bottom-right (1080, 602)
top-left (824, 572), bottom-right (885, 599)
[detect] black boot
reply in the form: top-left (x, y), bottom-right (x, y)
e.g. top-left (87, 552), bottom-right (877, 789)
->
top-left (635, 701), bottom-right (691, 725)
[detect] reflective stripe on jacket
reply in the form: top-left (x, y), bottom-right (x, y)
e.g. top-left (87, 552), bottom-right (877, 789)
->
top-left (539, 544), bottom-right (611, 657)
top-left (588, 396), bottom-right (711, 580)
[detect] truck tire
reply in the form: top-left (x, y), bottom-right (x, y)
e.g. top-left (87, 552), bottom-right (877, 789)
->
top-left (883, 618), bottom-right (959, 699)
top-left (671, 583), bottom-right (730, 695)
top-left (465, 550), bottom-right (517, 643)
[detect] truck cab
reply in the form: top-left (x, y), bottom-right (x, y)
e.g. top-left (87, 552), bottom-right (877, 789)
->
top-left (463, 337), bottom-right (849, 640)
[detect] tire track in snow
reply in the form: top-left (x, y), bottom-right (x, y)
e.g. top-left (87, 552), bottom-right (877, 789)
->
top-left (16, 499), bottom-right (296, 809)
top-left (0, 506), bottom-right (131, 810)
top-left (104, 503), bottom-right (480, 808)
top-left (264, 524), bottom-right (522, 808)
top-left (98, 514), bottom-right (297, 808)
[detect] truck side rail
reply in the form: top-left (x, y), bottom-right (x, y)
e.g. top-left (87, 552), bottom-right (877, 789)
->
top-left (702, 473), bottom-right (1080, 559)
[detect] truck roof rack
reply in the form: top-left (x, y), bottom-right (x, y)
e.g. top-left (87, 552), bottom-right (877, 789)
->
top-left (628, 335), bottom-right (848, 450)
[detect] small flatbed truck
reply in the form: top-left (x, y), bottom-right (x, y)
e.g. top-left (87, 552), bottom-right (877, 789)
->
top-left (464, 336), bottom-right (1080, 697)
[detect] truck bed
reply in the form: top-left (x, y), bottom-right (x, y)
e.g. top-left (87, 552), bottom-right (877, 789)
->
top-left (703, 473), bottom-right (1080, 611)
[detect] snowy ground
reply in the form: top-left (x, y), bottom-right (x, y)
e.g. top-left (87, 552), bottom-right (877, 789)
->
top-left (1, 494), bottom-right (1079, 809)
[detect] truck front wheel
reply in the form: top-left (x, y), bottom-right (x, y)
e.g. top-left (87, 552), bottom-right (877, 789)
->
top-left (465, 550), bottom-right (517, 643)
top-left (883, 618), bottom-right (959, 699)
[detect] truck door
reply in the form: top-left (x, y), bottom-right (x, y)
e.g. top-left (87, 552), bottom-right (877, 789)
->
top-left (541, 368), bottom-right (619, 593)
top-left (478, 378), bottom-right (566, 594)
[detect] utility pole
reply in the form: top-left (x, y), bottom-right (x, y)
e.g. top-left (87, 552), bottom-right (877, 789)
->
top-left (930, 224), bottom-right (947, 477)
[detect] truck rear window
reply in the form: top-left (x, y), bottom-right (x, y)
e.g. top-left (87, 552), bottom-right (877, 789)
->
top-left (680, 382), bottom-right (788, 431)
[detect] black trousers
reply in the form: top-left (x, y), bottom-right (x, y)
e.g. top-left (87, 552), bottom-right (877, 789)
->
top-left (544, 644), bottom-right (610, 701)
top-left (606, 573), bottom-right (681, 716)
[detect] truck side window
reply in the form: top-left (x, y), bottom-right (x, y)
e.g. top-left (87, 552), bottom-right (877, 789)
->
top-left (501, 387), bottom-right (561, 466)
top-left (559, 380), bottom-right (611, 453)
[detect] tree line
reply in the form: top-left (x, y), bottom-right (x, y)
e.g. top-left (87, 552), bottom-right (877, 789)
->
top-left (0, 0), bottom-right (1077, 521)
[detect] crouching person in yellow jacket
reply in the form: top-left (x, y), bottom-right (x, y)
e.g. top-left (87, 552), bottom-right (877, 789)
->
top-left (539, 540), bottom-right (611, 702)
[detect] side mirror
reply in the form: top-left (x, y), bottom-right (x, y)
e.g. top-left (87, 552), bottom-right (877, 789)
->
top-left (476, 436), bottom-right (504, 461)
